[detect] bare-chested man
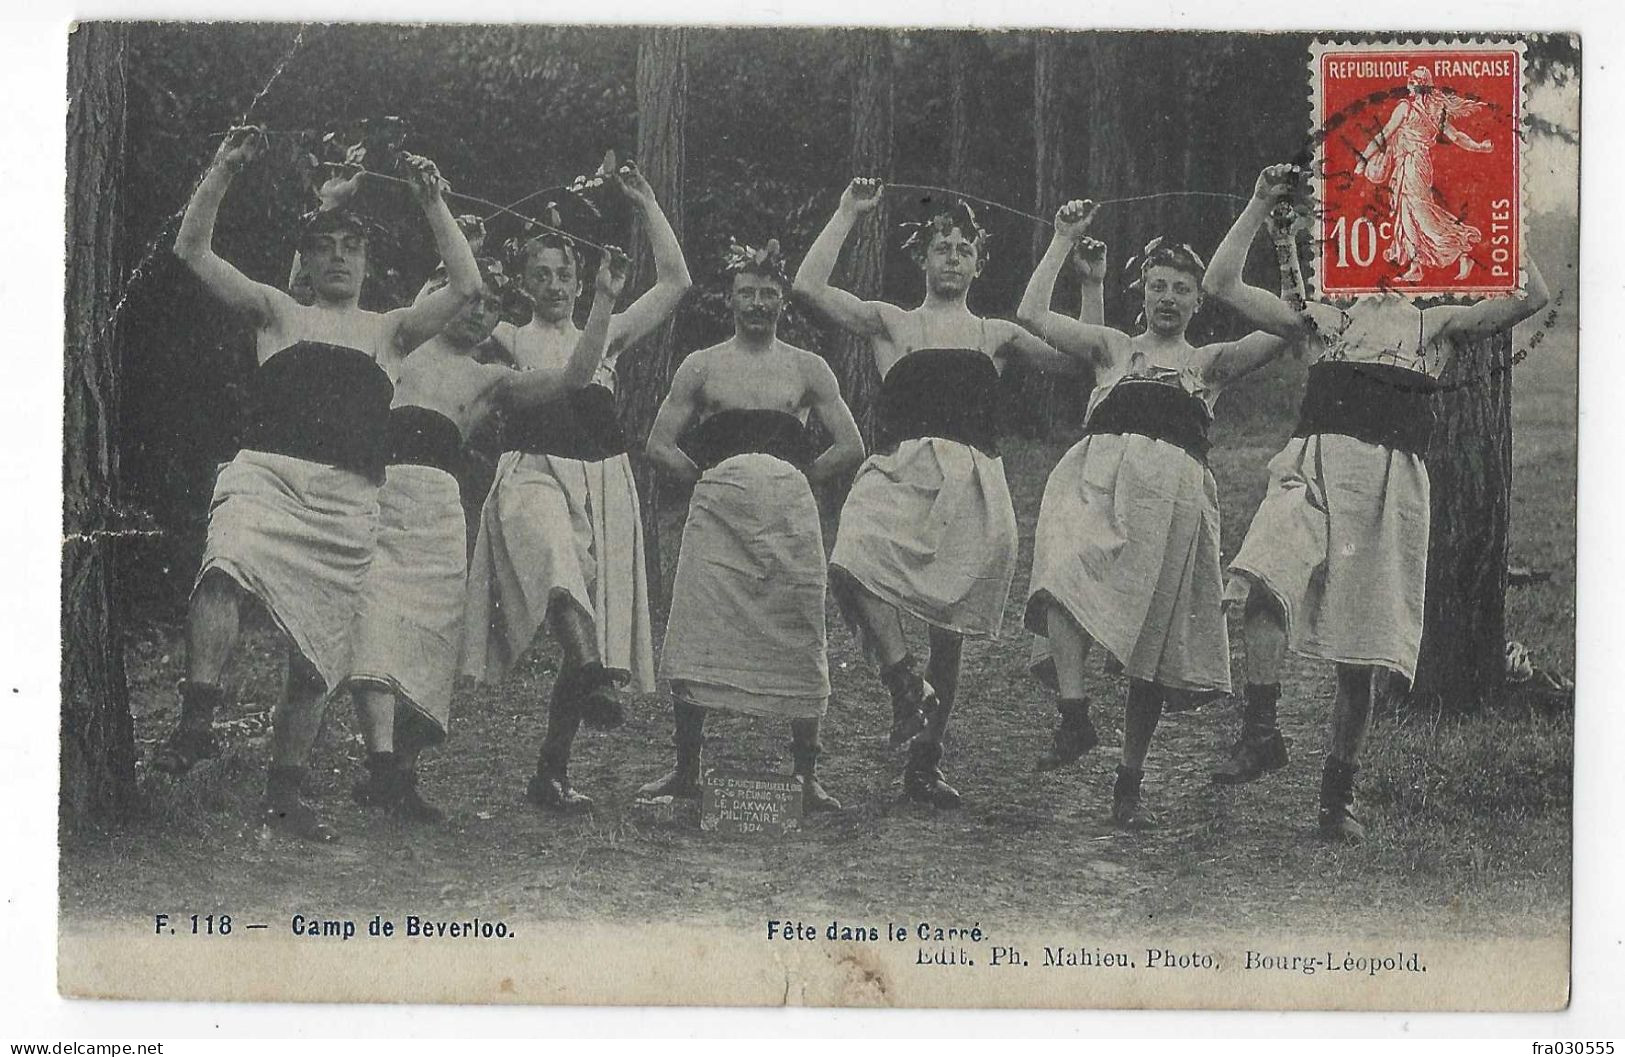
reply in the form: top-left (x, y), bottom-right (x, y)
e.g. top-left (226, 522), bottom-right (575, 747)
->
top-left (638, 240), bottom-right (865, 811)
top-left (1204, 164), bottom-right (1550, 842)
top-left (155, 128), bottom-right (480, 842)
top-left (1017, 201), bottom-right (1294, 828)
top-left (794, 179), bottom-right (1081, 808)
top-left (462, 160), bottom-right (691, 812)
top-left (346, 248), bottom-right (627, 823)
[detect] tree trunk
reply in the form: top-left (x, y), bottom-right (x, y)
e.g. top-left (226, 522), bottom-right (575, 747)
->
top-left (1020, 32), bottom-right (1066, 436)
top-left (63, 22), bottom-right (137, 830)
top-left (946, 33), bottom-right (972, 192)
top-left (835, 29), bottom-right (894, 447)
top-left (618, 27), bottom-right (687, 612)
top-left (1407, 332), bottom-right (1514, 713)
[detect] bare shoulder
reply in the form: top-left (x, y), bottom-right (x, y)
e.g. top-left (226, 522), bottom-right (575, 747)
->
top-left (786, 343), bottom-right (839, 387)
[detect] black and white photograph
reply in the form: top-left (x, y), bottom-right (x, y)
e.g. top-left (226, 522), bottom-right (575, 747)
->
top-left (43, 12), bottom-right (1593, 1019)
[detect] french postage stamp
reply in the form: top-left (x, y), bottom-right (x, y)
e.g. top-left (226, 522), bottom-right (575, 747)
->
top-left (1308, 39), bottom-right (1527, 298)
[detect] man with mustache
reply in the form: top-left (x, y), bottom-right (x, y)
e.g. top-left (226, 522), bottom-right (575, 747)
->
top-left (155, 127), bottom-right (480, 842)
top-left (638, 240), bottom-right (865, 810)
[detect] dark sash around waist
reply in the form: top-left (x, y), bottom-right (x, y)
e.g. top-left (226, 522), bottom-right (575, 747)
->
top-left (387, 406), bottom-right (464, 480)
top-left (506, 383), bottom-right (629, 461)
top-left (241, 341), bottom-right (394, 481)
top-left (1292, 361), bottom-right (1439, 456)
top-left (687, 409), bottom-right (814, 474)
top-left (1082, 378), bottom-right (1213, 464)
top-left (875, 348), bottom-right (1001, 458)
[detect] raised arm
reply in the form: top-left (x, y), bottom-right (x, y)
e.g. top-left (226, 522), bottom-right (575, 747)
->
top-left (1075, 236), bottom-right (1107, 325)
top-left (1432, 256), bottom-right (1550, 346)
top-left (499, 250), bottom-right (629, 409)
top-left (644, 352), bottom-right (705, 485)
top-left (385, 154), bottom-right (484, 356)
top-left (1016, 202), bottom-right (1121, 370)
top-left (1203, 165), bottom-right (1315, 340)
top-left (804, 354), bottom-right (866, 485)
top-left (173, 127), bottom-right (287, 326)
top-left (604, 162), bottom-right (693, 359)
top-left (791, 178), bottom-right (892, 338)
top-left (1203, 214), bottom-right (1306, 386)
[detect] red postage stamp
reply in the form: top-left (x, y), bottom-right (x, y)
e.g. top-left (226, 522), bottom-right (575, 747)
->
top-left (1309, 39), bottom-right (1527, 298)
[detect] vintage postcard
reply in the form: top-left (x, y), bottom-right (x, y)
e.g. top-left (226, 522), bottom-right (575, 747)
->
top-left (57, 22), bottom-right (1580, 1012)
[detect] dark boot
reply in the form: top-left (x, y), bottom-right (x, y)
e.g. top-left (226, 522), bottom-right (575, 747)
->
top-left (903, 739), bottom-right (961, 809)
top-left (526, 679), bottom-right (592, 813)
top-left (1212, 683), bottom-right (1289, 785)
top-left (1110, 764), bottom-right (1157, 830)
top-left (354, 751), bottom-right (444, 822)
top-left (259, 765), bottom-right (338, 843)
top-left (1317, 756), bottom-right (1366, 844)
top-left (570, 662), bottom-right (627, 731)
top-left (151, 680), bottom-right (224, 776)
top-left (1036, 697), bottom-right (1099, 771)
top-left (880, 654), bottom-right (933, 748)
top-left (791, 719), bottom-right (841, 813)
top-left (637, 701), bottom-right (706, 799)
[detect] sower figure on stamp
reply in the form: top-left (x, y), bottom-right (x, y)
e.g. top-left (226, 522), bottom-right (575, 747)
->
top-left (1204, 164), bottom-right (1549, 842)
top-left (155, 128), bottom-right (482, 842)
top-left (462, 159), bottom-right (691, 812)
top-left (638, 240), bottom-right (865, 812)
top-left (794, 179), bottom-right (1079, 808)
top-left (1016, 201), bottom-right (1295, 829)
top-left (347, 242), bottom-right (628, 823)
top-left (1356, 67), bottom-right (1494, 284)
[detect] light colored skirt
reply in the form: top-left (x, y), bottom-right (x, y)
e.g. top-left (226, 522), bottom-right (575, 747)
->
top-left (662, 453), bottom-right (829, 719)
top-left (1027, 433), bottom-right (1231, 694)
top-left (461, 450), bottom-right (655, 690)
top-left (348, 465), bottom-right (467, 744)
top-left (830, 437), bottom-right (1017, 639)
top-left (195, 449), bottom-right (380, 694)
top-left (1226, 433), bottom-right (1431, 683)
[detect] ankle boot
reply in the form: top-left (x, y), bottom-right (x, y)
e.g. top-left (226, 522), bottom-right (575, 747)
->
top-left (637, 702), bottom-right (706, 799)
top-left (791, 719), bottom-right (841, 813)
top-left (152, 680), bottom-right (224, 776)
top-left (1317, 756), bottom-right (1366, 844)
top-left (259, 764), bottom-right (338, 843)
top-left (1037, 697), bottom-right (1099, 771)
top-left (903, 739), bottom-right (961, 809)
top-left (527, 680), bottom-right (592, 812)
top-left (1212, 683), bottom-right (1289, 785)
top-left (1110, 764), bottom-right (1157, 830)
top-left (881, 654), bottom-right (933, 748)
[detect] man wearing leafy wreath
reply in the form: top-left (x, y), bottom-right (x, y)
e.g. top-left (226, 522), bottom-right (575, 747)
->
top-left (461, 156), bottom-right (692, 813)
top-left (154, 127), bottom-right (481, 843)
top-left (638, 239), bottom-right (865, 812)
top-left (794, 179), bottom-right (1082, 808)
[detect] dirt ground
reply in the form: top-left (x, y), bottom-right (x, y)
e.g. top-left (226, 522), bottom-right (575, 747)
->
top-left (61, 313), bottom-right (1575, 942)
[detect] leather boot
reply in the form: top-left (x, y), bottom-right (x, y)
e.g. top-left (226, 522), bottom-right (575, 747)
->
top-left (526, 679), bottom-right (592, 812)
top-left (151, 680), bottom-right (223, 776)
top-left (637, 701), bottom-right (706, 799)
top-left (1317, 756), bottom-right (1366, 844)
top-left (259, 764), bottom-right (338, 843)
top-left (791, 719), bottom-right (841, 813)
top-left (1110, 764), bottom-right (1157, 830)
top-left (903, 739), bottom-right (961, 809)
top-left (880, 654), bottom-right (933, 748)
top-left (568, 662), bottom-right (627, 731)
top-left (1212, 683), bottom-right (1290, 785)
top-left (1036, 697), bottom-right (1099, 771)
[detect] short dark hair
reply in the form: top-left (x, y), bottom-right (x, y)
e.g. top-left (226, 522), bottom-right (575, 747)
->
top-left (297, 208), bottom-right (370, 251)
top-left (900, 199), bottom-right (990, 264)
top-left (722, 238), bottom-right (789, 289)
